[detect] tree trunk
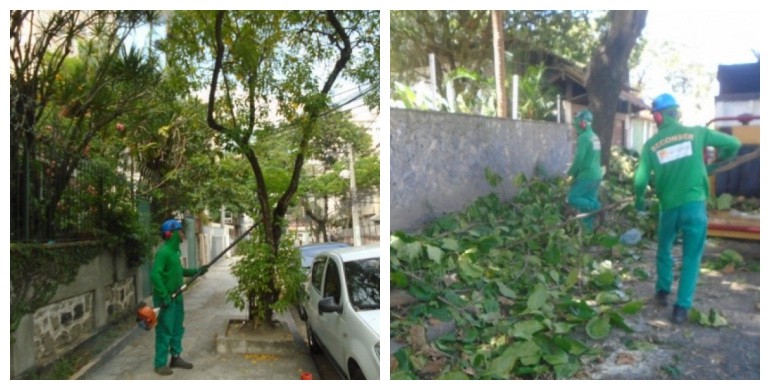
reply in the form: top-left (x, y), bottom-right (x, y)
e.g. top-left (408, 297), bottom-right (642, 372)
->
top-left (586, 10), bottom-right (647, 166)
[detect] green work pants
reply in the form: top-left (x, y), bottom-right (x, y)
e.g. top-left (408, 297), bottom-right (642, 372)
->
top-left (655, 201), bottom-right (708, 309)
top-left (568, 179), bottom-right (602, 231)
top-left (154, 296), bottom-right (185, 368)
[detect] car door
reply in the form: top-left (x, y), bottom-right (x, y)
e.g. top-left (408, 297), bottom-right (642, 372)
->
top-left (317, 255), bottom-right (346, 371)
top-left (306, 256), bottom-right (327, 333)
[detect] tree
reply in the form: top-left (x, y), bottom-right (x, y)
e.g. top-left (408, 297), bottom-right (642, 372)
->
top-left (300, 111), bottom-right (379, 241)
top-left (630, 39), bottom-right (714, 120)
top-left (10, 10), bottom-right (162, 240)
top-left (586, 10), bottom-right (648, 165)
top-left (390, 11), bottom-right (603, 116)
top-left (162, 10), bottom-right (379, 324)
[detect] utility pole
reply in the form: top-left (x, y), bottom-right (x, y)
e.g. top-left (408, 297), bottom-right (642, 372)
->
top-left (348, 144), bottom-right (362, 246)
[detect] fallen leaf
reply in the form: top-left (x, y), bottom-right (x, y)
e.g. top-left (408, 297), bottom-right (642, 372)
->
top-left (443, 273), bottom-right (459, 287)
top-left (391, 289), bottom-right (417, 308)
top-left (409, 325), bottom-right (428, 350)
top-left (648, 319), bottom-right (669, 329)
top-left (616, 352), bottom-right (635, 365)
top-left (419, 358), bottom-right (448, 376)
top-left (390, 355), bottom-right (399, 372)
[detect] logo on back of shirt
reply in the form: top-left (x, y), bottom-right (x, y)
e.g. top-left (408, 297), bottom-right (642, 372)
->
top-left (656, 141), bottom-right (692, 164)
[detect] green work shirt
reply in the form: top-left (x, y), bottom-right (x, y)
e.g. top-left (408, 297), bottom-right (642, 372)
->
top-left (634, 120), bottom-right (741, 211)
top-left (568, 127), bottom-right (603, 181)
top-left (150, 231), bottom-right (197, 299)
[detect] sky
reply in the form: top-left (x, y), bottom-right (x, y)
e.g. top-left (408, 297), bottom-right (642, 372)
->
top-left (638, 9), bottom-right (762, 124)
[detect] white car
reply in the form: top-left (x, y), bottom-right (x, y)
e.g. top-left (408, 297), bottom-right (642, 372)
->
top-left (303, 244), bottom-right (380, 380)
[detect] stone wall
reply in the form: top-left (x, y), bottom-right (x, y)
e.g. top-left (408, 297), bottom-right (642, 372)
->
top-left (106, 277), bottom-right (137, 321)
top-left (390, 109), bottom-right (573, 232)
top-left (32, 292), bottom-right (96, 364)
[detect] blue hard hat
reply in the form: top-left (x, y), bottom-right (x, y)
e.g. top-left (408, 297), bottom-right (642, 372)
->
top-left (574, 109), bottom-right (593, 124)
top-left (161, 219), bottom-right (183, 234)
top-left (651, 93), bottom-right (679, 112)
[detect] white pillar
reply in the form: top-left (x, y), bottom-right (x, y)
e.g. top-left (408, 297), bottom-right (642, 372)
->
top-left (348, 144), bottom-right (362, 246)
top-left (429, 53), bottom-right (437, 110)
top-left (511, 74), bottom-right (519, 119)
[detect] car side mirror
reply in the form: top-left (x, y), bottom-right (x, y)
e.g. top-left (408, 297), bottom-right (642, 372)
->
top-left (318, 296), bottom-right (342, 315)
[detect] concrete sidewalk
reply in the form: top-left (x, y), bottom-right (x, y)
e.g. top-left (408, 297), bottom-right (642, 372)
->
top-left (74, 255), bottom-right (320, 380)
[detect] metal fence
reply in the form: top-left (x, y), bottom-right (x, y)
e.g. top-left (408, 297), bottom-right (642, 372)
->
top-left (10, 154), bottom-right (133, 242)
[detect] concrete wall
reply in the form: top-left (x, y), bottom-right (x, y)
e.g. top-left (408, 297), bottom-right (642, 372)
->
top-left (390, 109), bottom-right (573, 232)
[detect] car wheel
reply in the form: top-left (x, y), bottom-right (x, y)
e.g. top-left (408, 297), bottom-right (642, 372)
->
top-left (307, 323), bottom-right (321, 354)
top-left (349, 361), bottom-right (366, 380)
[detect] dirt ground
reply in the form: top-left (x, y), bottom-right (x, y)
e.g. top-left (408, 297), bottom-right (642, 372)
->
top-left (582, 237), bottom-right (760, 380)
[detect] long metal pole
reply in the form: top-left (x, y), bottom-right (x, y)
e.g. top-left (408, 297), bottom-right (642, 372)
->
top-left (171, 223), bottom-right (257, 300)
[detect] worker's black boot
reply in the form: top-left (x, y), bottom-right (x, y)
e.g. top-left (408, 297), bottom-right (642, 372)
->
top-left (155, 366), bottom-right (173, 376)
top-left (672, 305), bottom-right (689, 324)
top-left (655, 290), bottom-right (670, 307)
top-left (170, 355), bottom-right (193, 369)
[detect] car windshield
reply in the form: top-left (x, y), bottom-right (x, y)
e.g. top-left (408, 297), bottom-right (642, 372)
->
top-left (344, 258), bottom-right (380, 311)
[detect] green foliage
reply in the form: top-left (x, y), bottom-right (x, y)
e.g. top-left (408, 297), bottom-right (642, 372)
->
top-left (517, 65), bottom-right (559, 121)
top-left (689, 308), bottom-right (729, 327)
top-left (10, 241), bottom-right (103, 334)
top-left (715, 193), bottom-right (733, 211)
top-left (226, 232), bottom-right (305, 324)
top-left (390, 11), bottom-right (605, 115)
top-left (391, 11), bottom-right (601, 90)
top-left (390, 173), bottom-right (642, 379)
top-left (298, 110), bottom-right (379, 240)
top-left (704, 248), bottom-right (745, 272)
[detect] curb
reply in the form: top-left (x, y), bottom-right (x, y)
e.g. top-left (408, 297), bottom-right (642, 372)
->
top-left (69, 323), bottom-right (142, 380)
top-left (70, 296), bottom-right (154, 380)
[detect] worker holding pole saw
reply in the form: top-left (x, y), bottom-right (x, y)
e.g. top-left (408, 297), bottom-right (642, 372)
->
top-left (138, 218), bottom-right (257, 375)
top-left (147, 218), bottom-right (204, 376)
top-left (634, 93), bottom-right (741, 325)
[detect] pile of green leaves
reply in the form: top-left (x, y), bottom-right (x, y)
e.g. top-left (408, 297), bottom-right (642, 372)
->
top-left (390, 173), bottom-right (648, 379)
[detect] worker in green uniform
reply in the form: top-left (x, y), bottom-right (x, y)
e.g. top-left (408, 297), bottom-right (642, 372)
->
top-left (634, 93), bottom-right (741, 324)
top-left (151, 218), bottom-right (206, 375)
top-left (567, 109), bottom-right (603, 232)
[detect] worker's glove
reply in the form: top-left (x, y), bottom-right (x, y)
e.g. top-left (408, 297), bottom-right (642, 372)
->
top-left (197, 267), bottom-right (208, 276)
top-left (161, 295), bottom-right (172, 308)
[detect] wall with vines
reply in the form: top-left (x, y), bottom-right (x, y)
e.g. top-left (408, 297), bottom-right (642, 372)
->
top-left (10, 244), bottom-right (141, 378)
